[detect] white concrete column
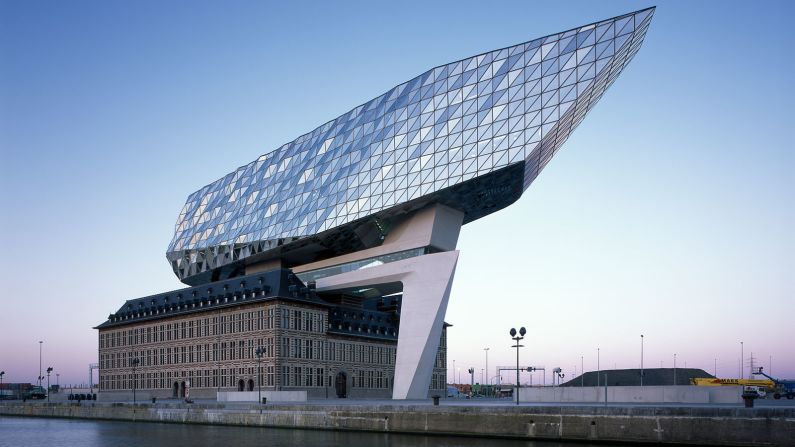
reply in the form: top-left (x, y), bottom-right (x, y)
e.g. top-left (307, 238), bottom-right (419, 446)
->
top-left (315, 251), bottom-right (459, 399)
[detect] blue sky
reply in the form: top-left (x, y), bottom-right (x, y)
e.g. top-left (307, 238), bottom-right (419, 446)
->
top-left (1, 0), bottom-right (792, 386)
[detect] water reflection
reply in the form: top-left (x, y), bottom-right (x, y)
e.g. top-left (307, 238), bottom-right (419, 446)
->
top-left (0, 416), bottom-right (608, 447)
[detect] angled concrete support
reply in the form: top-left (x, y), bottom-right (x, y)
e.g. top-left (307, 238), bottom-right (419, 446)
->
top-left (315, 251), bottom-right (459, 399)
top-left (300, 204), bottom-right (465, 399)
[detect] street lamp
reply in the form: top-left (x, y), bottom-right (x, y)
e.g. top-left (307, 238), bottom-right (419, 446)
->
top-left (673, 353), bottom-right (677, 386)
top-left (131, 358), bottom-right (140, 404)
top-left (38, 341), bottom-right (43, 387)
top-left (1, 371), bottom-right (4, 396)
top-left (510, 327), bottom-right (526, 406)
top-left (483, 347), bottom-right (489, 396)
top-left (581, 356), bottom-right (584, 387)
top-left (597, 348), bottom-right (601, 387)
top-left (46, 367), bottom-right (53, 403)
top-left (255, 346), bottom-right (265, 407)
top-left (740, 341), bottom-right (744, 379)
top-left (640, 335), bottom-right (644, 387)
top-left (452, 359), bottom-right (455, 385)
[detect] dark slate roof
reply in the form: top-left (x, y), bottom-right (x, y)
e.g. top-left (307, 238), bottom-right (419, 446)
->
top-left (95, 268), bottom-right (325, 329)
top-left (327, 305), bottom-right (399, 341)
top-left (562, 368), bottom-right (714, 387)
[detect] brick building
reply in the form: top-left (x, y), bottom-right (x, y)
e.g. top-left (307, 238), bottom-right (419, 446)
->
top-left (96, 268), bottom-right (446, 400)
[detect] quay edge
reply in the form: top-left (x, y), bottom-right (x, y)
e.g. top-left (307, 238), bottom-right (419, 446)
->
top-left (1, 402), bottom-right (794, 446)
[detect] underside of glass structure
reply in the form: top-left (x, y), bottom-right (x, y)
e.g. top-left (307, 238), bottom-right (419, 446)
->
top-left (167, 8), bottom-right (655, 285)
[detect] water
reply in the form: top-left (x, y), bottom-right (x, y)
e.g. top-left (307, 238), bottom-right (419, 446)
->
top-left (0, 416), bottom-right (612, 447)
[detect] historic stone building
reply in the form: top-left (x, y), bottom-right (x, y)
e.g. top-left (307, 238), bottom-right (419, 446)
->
top-left (96, 268), bottom-right (447, 400)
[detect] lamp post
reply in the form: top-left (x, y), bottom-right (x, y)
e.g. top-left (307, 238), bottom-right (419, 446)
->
top-left (46, 367), bottom-right (53, 403)
top-left (452, 360), bottom-right (455, 385)
top-left (38, 341), bottom-right (43, 387)
top-left (1, 371), bottom-right (5, 396)
top-left (740, 341), bottom-right (744, 379)
top-left (131, 358), bottom-right (140, 404)
top-left (56, 373), bottom-right (60, 388)
top-left (673, 353), bottom-right (677, 386)
top-left (255, 346), bottom-right (265, 407)
top-left (640, 335), bottom-right (644, 387)
top-left (510, 327), bottom-right (526, 406)
top-left (483, 347), bottom-right (489, 396)
top-left (581, 356), bottom-right (584, 387)
top-left (597, 348), bottom-right (601, 387)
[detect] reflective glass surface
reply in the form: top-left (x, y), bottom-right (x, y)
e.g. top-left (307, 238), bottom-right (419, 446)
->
top-left (167, 8), bottom-right (655, 282)
top-left (296, 248), bottom-right (427, 284)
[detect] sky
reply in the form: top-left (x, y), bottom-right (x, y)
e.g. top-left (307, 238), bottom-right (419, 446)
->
top-left (1, 0), bottom-right (792, 387)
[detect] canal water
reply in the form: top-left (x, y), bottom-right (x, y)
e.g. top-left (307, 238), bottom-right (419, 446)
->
top-left (0, 416), bottom-right (616, 447)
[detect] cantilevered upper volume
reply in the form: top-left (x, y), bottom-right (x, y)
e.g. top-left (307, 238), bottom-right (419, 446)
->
top-left (168, 8), bottom-right (655, 285)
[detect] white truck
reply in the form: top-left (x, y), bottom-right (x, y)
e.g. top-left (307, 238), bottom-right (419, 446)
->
top-left (743, 385), bottom-right (767, 398)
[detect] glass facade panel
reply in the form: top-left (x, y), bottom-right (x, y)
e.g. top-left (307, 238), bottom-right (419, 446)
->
top-left (167, 8), bottom-right (655, 283)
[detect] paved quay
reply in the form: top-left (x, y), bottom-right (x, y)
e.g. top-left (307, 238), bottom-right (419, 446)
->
top-left (2, 399), bottom-right (794, 446)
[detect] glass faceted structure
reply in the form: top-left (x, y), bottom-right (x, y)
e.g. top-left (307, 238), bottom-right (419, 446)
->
top-left (168, 8), bottom-right (655, 285)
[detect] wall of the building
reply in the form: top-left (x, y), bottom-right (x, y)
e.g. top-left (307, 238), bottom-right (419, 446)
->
top-left (98, 300), bottom-right (399, 400)
top-left (429, 325), bottom-right (447, 397)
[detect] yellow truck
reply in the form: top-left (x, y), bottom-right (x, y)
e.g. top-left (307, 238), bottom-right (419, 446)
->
top-left (691, 378), bottom-right (775, 388)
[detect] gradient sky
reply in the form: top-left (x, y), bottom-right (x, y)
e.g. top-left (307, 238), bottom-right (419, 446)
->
top-left (1, 0), bottom-right (792, 387)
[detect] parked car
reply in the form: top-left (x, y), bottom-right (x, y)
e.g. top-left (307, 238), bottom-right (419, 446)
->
top-left (446, 386), bottom-right (461, 398)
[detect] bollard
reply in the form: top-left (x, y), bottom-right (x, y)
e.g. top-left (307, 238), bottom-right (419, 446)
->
top-left (432, 395), bottom-right (440, 406)
top-left (262, 397), bottom-right (267, 405)
top-left (152, 397), bottom-right (157, 404)
top-left (742, 393), bottom-right (755, 408)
